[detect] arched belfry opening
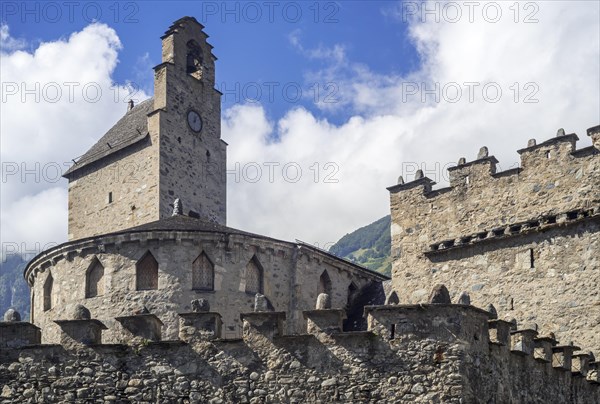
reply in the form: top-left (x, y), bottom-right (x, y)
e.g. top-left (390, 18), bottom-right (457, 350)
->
top-left (186, 39), bottom-right (204, 79)
top-left (319, 270), bottom-right (332, 295)
top-left (192, 251), bottom-right (214, 291)
top-left (136, 251), bottom-right (159, 291)
top-left (86, 257), bottom-right (105, 298)
top-left (245, 256), bottom-right (263, 294)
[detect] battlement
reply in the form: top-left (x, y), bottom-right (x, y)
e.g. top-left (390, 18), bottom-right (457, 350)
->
top-left (1, 286), bottom-right (598, 403)
top-left (388, 124), bottom-right (600, 352)
top-left (388, 125), bottom-right (598, 201)
top-left (388, 125), bottom-right (599, 259)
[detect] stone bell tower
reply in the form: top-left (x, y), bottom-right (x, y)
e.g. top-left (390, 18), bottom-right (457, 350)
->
top-left (64, 17), bottom-right (226, 240)
top-left (153, 16), bottom-right (226, 224)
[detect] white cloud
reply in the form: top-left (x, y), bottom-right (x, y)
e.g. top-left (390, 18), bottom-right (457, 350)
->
top-left (1, 188), bottom-right (67, 260)
top-left (1, 1), bottom-right (599, 259)
top-left (0, 24), bottom-right (26, 51)
top-left (288, 29), bottom-right (347, 66)
top-left (1, 22), bottom-right (150, 258)
top-left (224, 0), bottom-right (600, 246)
top-left (132, 52), bottom-right (155, 95)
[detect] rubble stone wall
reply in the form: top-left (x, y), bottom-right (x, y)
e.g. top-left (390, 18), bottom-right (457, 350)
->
top-left (0, 304), bottom-right (598, 403)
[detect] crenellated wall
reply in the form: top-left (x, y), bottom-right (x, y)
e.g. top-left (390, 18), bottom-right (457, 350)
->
top-left (388, 125), bottom-right (600, 351)
top-left (0, 289), bottom-right (598, 403)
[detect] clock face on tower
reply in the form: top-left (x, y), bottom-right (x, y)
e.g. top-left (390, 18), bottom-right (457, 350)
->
top-left (187, 110), bottom-right (203, 133)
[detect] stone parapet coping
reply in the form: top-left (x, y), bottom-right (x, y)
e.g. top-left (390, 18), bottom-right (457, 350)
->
top-left (425, 206), bottom-right (599, 255)
top-left (25, 229), bottom-right (388, 286)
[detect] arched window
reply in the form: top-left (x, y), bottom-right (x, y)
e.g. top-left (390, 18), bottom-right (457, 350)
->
top-left (86, 257), bottom-right (105, 298)
top-left (319, 270), bottom-right (332, 295)
top-left (43, 273), bottom-right (53, 311)
top-left (186, 39), bottom-right (203, 78)
top-left (192, 252), bottom-right (214, 291)
top-left (386, 291), bottom-right (400, 305)
top-left (136, 251), bottom-right (158, 290)
top-left (245, 256), bottom-right (263, 294)
top-left (31, 291), bottom-right (35, 323)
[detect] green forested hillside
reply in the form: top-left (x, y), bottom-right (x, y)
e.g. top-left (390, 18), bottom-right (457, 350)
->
top-left (329, 215), bottom-right (391, 276)
top-left (0, 255), bottom-right (30, 320)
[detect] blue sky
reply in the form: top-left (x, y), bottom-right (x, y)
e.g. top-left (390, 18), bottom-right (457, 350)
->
top-left (1, 1), bottom-right (599, 257)
top-left (5, 1), bottom-right (420, 123)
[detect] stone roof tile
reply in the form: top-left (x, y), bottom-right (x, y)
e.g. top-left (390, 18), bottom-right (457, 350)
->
top-left (63, 98), bottom-right (154, 177)
top-left (125, 215), bottom-right (260, 238)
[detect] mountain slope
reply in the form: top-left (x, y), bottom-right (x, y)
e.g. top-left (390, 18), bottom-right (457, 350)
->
top-left (0, 255), bottom-right (30, 320)
top-left (329, 215), bottom-right (391, 276)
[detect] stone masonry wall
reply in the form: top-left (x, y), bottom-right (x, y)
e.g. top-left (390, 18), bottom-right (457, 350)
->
top-left (156, 63), bottom-right (227, 225)
top-left (66, 18), bottom-right (226, 240)
top-left (154, 20), bottom-right (227, 225)
top-left (66, 108), bottom-right (161, 240)
top-left (1, 298), bottom-right (598, 403)
top-left (389, 127), bottom-right (600, 351)
top-left (24, 230), bottom-right (385, 344)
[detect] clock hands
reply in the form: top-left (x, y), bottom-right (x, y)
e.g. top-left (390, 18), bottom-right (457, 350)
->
top-left (188, 110), bottom-right (202, 132)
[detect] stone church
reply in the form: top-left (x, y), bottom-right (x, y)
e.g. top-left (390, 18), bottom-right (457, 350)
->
top-left (23, 17), bottom-right (387, 344)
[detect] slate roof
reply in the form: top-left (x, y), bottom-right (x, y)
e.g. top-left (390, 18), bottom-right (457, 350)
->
top-left (23, 213), bottom-right (390, 282)
top-left (123, 215), bottom-right (388, 280)
top-left (63, 98), bottom-right (154, 177)
top-left (101, 214), bottom-right (390, 277)
top-left (125, 215), bottom-right (261, 239)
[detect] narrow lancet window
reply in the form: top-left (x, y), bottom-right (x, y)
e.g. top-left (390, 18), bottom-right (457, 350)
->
top-left (86, 258), bottom-right (105, 298)
top-left (245, 256), bottom-right (263, 294)
top-left (319, 270), bottom-right (332, 295)
top-left (43, 273), bottom-right (54, 311)
top-left (193, 252), bottom-right (214, 291)
top-left (136, 251), bottom-right (159, 290)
